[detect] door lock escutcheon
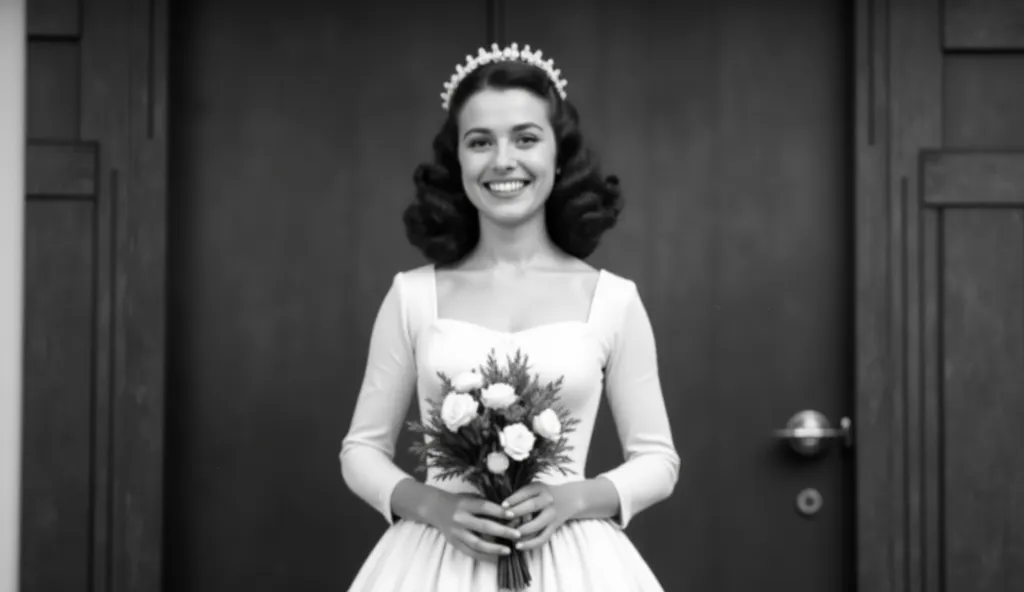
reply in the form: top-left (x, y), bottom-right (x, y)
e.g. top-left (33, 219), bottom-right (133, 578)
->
top-left (773, 410), bottom-right (852, 457)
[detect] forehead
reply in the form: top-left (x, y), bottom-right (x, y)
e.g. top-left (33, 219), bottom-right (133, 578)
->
top-left (457, 88), bottom-right (552, 133)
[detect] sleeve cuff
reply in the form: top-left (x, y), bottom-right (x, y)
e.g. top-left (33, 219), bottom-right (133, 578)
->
top-left (339, 445), bottom-right (414, 526)
top-left (378, 474), bottom-right (412, 525)
top-left (596, 471), bottom-right (635, 529)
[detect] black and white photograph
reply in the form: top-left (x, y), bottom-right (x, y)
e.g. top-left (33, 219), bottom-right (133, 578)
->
top-left (2, 0), bottom-right (1024, 590)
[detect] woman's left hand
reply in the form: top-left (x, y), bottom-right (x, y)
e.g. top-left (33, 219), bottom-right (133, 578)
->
top-left (501, 483), bottom-right (580, 552)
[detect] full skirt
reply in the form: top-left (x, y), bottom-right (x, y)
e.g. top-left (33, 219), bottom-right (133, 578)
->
top-left (346, 518), bottom-right (665, 591)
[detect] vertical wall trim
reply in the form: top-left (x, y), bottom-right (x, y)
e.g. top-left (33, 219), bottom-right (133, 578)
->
top-left (0, 1), bottom-right (26, 590)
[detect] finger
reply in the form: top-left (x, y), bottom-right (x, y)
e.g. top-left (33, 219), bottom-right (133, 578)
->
top-left (515, 522), bottom-right (558, 552)
top-left (506, 491), bottom-right (553, 519)
top-left (454, 541), bottom-right (496, 564)
top-left (502, 484), bottom-right (542, 508)
top-left (514, 506), bottom-right (556, 538)
top-left (459, 529), bottom-right (512, 558)
top-left (459, 515), bottom-right (522, 541)
top-left (467, 498), bottom-right (514, 520)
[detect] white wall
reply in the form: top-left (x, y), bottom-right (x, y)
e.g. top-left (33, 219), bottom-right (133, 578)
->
top-left (0, 1), bottom-right (26, 591)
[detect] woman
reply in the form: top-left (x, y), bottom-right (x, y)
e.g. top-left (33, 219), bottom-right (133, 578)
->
top-left (340, 43), bottom-right (679, 591)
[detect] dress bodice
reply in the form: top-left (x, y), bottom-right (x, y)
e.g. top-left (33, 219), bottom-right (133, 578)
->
top-left (340, 264), bottom-right (679, 530)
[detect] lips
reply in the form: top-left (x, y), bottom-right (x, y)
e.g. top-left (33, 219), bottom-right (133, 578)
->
top-left (484, 180), bottom-right (531, 197)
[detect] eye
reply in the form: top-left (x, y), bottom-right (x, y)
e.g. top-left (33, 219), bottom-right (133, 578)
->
top-left (467, 137), bottom-right (492, 149)
top-left (516, 135), bottom-right (539, 147)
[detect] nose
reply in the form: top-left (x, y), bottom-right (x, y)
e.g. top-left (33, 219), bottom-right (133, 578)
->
top-left (492, 141), bottom-right (515, 172)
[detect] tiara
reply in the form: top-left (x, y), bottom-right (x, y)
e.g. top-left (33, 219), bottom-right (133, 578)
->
top-left (440, 42), bottom-right (569, 111)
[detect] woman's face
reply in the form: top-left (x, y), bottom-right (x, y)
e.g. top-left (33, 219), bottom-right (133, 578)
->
top-left (456, 87), bottom-right (557, 228)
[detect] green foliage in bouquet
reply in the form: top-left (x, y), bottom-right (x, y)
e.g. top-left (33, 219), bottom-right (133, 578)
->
top-left (405, 348), bottom-right (582, 590)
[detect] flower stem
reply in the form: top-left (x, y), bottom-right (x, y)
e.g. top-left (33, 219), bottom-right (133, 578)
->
top-left (498, 548), bottom-right (530, 590)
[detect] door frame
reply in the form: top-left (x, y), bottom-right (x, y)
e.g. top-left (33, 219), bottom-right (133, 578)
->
top-left (854, 0), bottom-right (933, 590)
top-left (2, 1), bottom-right (27, 589)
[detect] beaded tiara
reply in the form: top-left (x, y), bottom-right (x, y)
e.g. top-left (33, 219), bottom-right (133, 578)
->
top-left (440, 42), bottom-right (569, 111)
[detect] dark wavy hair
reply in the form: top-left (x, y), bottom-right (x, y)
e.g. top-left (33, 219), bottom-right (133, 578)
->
top-left (403, 59), bottom-right (623, 265)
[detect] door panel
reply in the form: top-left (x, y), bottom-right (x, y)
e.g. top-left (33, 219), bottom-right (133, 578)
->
top-left (167, 0), bottom-right (853, 590)
top-left (165, 2), bottom-right (485, 590)
top-left (855, 0), bottom-right (1024, 590)
top-left (21, 0), bottom-right (168, 590)
top-left (505, 1), bottom-right (854, 590)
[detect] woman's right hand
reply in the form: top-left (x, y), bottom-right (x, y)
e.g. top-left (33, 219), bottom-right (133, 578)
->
top-left (422, 490), bottom-right (522, 562)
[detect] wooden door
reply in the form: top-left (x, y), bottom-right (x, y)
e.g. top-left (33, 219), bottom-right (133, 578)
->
top-left (855, 0), bottom-right (1024, 590)
top-left (501, 1), bottom-right (856, 590)
top-left (20, 0), bottom-right (168, 591)
top-left (165, 0), bottom-right (854, 590)
top-left (163, 2), bottom-right (489, 590)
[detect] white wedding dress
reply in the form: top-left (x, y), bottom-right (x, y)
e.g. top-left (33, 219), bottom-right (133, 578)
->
top-left (340, 265), bottom-right (679, 591)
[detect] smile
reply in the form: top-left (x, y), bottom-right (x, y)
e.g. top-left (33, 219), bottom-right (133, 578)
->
top-left (484, 180), bottom-right (531, 197)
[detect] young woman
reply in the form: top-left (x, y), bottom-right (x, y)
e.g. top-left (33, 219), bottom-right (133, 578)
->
top-left (341, 43), bottom-right (679, 591)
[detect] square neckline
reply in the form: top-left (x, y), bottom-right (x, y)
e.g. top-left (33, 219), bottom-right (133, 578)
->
top-left (429, 264), bottom-right (607, 336)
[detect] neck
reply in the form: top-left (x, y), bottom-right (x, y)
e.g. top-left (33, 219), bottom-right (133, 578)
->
top-left (470, 213), bottom-right (562, 271)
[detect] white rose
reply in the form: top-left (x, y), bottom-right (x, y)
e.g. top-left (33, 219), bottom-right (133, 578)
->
top-left (532, 409), bottom-right (562, 440)
top-left (440, 392), bottom-right (478, 432)
top-left (499, 423), bottom-right (536, 461)
top-left (452, 370), bottom-right (485, 393)
top-left (486, 451), bottom-right (510, 474)
top-left (481, 382), bottom-right (517, 410)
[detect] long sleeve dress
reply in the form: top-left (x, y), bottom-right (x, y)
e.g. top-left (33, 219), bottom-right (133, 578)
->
top-left (340, 264), bottom-right (680, 591)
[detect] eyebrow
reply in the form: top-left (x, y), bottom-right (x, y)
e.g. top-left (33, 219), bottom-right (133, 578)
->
top-left (462, 123), bottom-right (544, 140)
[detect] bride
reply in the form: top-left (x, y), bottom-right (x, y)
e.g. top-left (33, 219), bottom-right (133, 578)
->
top-left (340, 43), bottom-right (679, 591)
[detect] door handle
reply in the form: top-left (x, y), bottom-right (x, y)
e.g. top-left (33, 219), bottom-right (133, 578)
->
top-left (773, 410), bottom-right (852, 456)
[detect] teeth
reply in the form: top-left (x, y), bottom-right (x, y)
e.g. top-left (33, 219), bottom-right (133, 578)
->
top-left (487, 181), bottom-right (527, 193)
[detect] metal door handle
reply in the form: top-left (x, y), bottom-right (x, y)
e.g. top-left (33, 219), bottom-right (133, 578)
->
top-left (773, 410), bottom-right (852, 456)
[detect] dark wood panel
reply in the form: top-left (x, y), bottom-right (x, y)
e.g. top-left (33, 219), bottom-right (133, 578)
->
top-left (854, 0), bottom-right (894, 590)
top-left (942, 209), bottom-right (1024, 592)
top-left (23, 0), bottom-right (170, 591)
top-left (507, 1), bottom-right (853, 591)
top-left (26, 142), bottom-right (98, 198)
top-left (945, 55), bottom-right (1024, 146)
top-left (20, 200), bottom-right (95, 592)
top-left (113, 0), bottom-right (169, 590)
top-left (923, 151), bottom-right (1024, 206)
top-left (78, 0), bottom-right (126, 587)
top-left (943, 0), bottom-right (1024, 50)
top-left (851, 0), bottom-right (892, 585)
top-left (885, 0), bottom-right (944, 590)
top-left (921, 205), bottom-right (944, 592)
top-left (27, 40), bottom-right (80, 139)
top-left (164, 1), bottom-right (484, 590)
top-left (28, 0), bottom-right (81, 39)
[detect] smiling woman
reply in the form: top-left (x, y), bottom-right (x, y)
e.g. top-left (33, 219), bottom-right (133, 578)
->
top-left (403, 54), bottom-right (622, 267)
top-left (459, 90), bottom-right (557, 229)
top-left (460, 92), bottom-right (555, 209)
top-left (340, 43), bottom-right (680, 592)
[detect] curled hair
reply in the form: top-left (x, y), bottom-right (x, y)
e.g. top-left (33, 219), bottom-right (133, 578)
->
top-left (403, 60), bottom-right (623, 265)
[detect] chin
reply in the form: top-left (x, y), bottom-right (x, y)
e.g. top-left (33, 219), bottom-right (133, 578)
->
top-left (481, 204), bottom-right (546, 228)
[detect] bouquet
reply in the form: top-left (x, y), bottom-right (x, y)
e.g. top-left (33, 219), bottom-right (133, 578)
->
top-left (407, 348), bottom-right (581, 591)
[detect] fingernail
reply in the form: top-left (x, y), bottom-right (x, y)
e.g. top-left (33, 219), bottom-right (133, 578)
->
top-left (515, 542), bottom-right (523, 550)
top-left (501, 501), bottom-right (510, 508)
top-left (505, 510), bottom-right (514, 518)
top-left (512, 530), bottom-right (521, 539)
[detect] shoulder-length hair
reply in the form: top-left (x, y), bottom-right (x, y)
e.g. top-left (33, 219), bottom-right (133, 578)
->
top-left (403, 60), bottom-right (623, 265)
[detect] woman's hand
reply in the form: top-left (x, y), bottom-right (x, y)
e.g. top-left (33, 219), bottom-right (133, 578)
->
top-left (421, 489), bottom-right (522, 563)
top-left (501, 483), bottom-right (580, 552)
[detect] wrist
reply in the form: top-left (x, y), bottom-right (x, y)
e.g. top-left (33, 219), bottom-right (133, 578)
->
top-left (391, 478), bottom-right (444, 525)
top-left (414, 484), bottom-right (448, 525)
top-left (563, 478), bottom-right (620, 521)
